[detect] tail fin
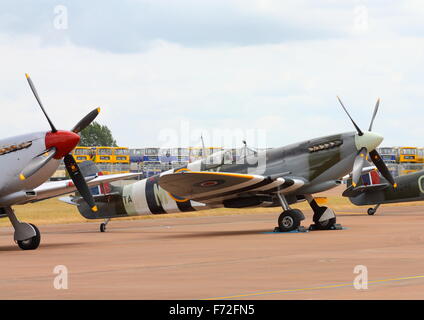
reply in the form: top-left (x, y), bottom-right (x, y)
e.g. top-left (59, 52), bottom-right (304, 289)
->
top-left (68, 161), bottom-right (128, 219)
top-left (359, 170), bottom-right (381, 186)
top-left (344, 167), bottom-right (380, 189)
top-left (343, 169), bottom-right (388, 198)
top-left (78, 160), bottom-right (100, 177)
top-left (79, 160), bottom-right (112, 196)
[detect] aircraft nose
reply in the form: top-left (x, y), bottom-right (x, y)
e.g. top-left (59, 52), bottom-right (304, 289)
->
top-left (354, 131), bottom-right (384, 151)
top-left (45, 130), bottom-right (80, 159)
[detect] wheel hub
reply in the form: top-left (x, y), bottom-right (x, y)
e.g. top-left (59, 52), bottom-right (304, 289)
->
top-left (282, 216), bottom-right (294, 228)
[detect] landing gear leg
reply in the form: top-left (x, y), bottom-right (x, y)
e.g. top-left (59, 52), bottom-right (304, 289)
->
top-left (100, 218), bottom-right (110, 232)
top-left (274, 193), bottom-right (305, 232)
top-left (5, 207), bottom-right (40, 250)
top-left (367, 204), bottom-right (380, 215)
top-left (305, 195), bottom-right (341, 231)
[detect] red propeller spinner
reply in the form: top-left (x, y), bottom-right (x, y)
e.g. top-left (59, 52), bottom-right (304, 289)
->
top-left (45, 130), bottom-right (80, 159)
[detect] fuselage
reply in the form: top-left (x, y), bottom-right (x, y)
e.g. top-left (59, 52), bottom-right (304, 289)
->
top-left (0, 132), bottom-right (60, 197)
top-left (349, 170), bottom-right (424, 206)
top-left (0, 129), bottom-right (80, 206)
top-left (78, 130), bottom-right (384, 219)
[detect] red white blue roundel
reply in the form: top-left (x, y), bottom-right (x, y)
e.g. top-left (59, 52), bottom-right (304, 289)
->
top-left (195, 179), bottom-right (225, 188)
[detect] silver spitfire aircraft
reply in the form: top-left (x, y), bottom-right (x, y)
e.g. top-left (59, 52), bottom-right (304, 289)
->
top-left (0, 74), bottom-right (138, 250)
top-left (65, 98), bottom-right (397, 233)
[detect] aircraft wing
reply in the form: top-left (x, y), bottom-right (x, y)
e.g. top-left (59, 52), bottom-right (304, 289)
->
top-left (23, 172), bottom-right (140, 204)
top-left (158, 171), bottom-right (305, 204)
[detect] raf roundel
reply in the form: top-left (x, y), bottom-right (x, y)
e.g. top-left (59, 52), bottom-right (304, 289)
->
top-left (197, 179), bottom-right (225, 188)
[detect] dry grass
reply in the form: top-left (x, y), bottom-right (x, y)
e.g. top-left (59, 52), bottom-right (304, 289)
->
top-left (1, 191), bottom-right (422, 228)
top-left (0, 198), bottom-right (86, 227)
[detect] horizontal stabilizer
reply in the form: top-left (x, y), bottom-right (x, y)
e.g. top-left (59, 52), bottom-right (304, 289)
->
top-left (71, 192), bottom-right (126, 219)
top-left (70, 192), bottom-right (121, 204)
top-left (58, 196), bottom-right (78, 205)
top-left (342, 183), bottom-right (389, 198)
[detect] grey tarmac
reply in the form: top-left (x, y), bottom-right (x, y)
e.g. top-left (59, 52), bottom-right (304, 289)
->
top-left (1, 203), bottom-right (424, 299)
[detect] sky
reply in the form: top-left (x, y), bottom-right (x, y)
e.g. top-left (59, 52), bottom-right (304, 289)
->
top-left (1, 0), bottom-right (424, 149)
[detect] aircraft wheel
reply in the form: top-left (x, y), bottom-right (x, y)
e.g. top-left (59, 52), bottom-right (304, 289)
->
top-left (17, 224), bottom-right (40, 250)
top-left (367, 208), bottom-right (376, 215)
top-left (314, 217), bottom-right (336, 230)
top-left (100, 223), bottom-right (106, 233)
top-left (278, 209), bottom-right (302, 232)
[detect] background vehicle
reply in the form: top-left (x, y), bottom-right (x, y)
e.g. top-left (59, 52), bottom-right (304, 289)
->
top-left (72, 146), bottom-right (94, 163)
top-left (143, 161), bottom-right (162, 177)
top-left (418, 147), bottom-right (424, 163)
top-left (113, 147), bottom-right (130, 173)
top-left (377, 147), bottom-right (397, 163)
top-left (143, 148), bottom-right (161, 177)
top-left (130, 148), bottom-right (145, 163)
top-left (397, 147), bottom-right (418, 163)
top-left (129, 148), bottom-right (144, 177)
top-left (92, 147), bottom-right (114, 174)
top-left (171, 147), bottom-right (189, 169)
top-left (189, 147), bottom-right (204, 162)
top-left (160, 148), bottom-right (175, 171)
top-left (398, 163), bottom-right (423, 176)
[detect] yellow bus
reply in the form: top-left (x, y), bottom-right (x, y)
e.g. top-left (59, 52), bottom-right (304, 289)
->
top-left (397, 147), bottom-right (418, 163)
top-left (93, 147), bottom-right (113, 163)
top-left (72, 146), bottom-right (94, 163)
top-left (417, 147), bottom-right (424, 163)
top-left (92, 147), bottom-right (114, 174)
top-left (112, 147), bottom-right (130, 173)
top-left (113, 147), bottom-right (130, 162)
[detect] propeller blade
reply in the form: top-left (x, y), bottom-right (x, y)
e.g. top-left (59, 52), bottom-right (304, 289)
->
top-left (368, 98), bottom-right (380, 131)
top-left (352, 147), bottom-right (368, 187)
top-left (19, 148), bottom-right (56, 181)
top-left (25, 74), bottom-right (57, 133)
top-left (71, 107), bottom-right (101, 133)
top-left (369, 149), bottom-right (397, 187)
top-left (64, 154), bottom-right (98, 212)
top-left (337, 96), bottom-right (363, 136)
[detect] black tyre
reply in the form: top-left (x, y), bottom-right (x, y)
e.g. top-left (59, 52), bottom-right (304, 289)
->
top-left (278, 209), bottom-right (303, 232)
top-left (17, 223), bottom-right (41, 250)
top-left (100, 223), bottom-right (106, 232)
top-left (314, 217), bottom-right (337, 230)
top-left (367, 208), bottom-right (376, 215)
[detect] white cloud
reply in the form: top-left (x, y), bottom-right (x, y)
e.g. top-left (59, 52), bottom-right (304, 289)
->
top-left (0, 0), bottom-right (348, 52)
top-left (1, 1), bottom-right (424, 149)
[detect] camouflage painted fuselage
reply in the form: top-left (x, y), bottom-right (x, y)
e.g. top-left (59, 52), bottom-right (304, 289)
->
top-left (78, 131), bottom-right (365, 219)
top-left (349, 170), bottom-right (424, 206)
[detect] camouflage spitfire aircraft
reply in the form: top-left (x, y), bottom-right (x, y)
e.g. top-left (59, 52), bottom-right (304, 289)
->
top-left (344, 168), bottom-right (424, 215)
top-left (64, 97), bottom-right (397, 233)
top-left (0, 75), bottom-right (138, 250)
